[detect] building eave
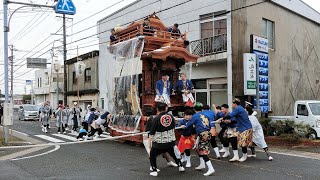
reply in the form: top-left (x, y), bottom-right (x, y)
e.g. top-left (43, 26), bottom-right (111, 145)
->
top-left (66, 50), bottom-right (99, 65)
top-left (66, 89), bottom-right (99, 96)
top-left (270, 0), bottom-right (320, 26)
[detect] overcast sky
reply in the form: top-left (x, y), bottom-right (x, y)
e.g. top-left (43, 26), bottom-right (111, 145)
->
top-left (0, 0), bottom-right (319, 95)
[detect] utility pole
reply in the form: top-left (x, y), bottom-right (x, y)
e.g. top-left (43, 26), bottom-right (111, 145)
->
top-left (3, 0), bottom-right (10, 143)
top-left (63, 14), bottom-right (67, 106)
top-left (2, 0), bottom-right (54, 143)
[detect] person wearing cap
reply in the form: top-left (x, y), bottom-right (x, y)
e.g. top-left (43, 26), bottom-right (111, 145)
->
top-left (218, 98), bottom-right (253, 162)
top-left (202, 105), bottom-right (220, 159)
top-left (167, 23), bottom-right (181, 38)
top-left (181, 102), bottom-right (216, 176)
top-left (155, 74), bottom-right (173, 107)
top-left (173, 73), bottom-right (194, 107)
top-left (87, 111), bottom-right (112, 140)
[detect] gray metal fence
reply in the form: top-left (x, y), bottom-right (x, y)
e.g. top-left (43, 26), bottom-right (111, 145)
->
top-left (190, 34), bottom-right (227, 57)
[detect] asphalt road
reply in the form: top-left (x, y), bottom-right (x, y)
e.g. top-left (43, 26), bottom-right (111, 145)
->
top-left (0, 118), bottom-right (319, 180)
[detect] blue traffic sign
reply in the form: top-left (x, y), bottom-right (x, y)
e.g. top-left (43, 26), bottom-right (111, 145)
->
top-left (55, 0), bottom-right (76, 15)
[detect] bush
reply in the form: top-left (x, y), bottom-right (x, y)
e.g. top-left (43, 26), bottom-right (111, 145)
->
top-left (279, 134), bottom-right (300, 143)
top-left (258, 118), bottom-right (313, 139)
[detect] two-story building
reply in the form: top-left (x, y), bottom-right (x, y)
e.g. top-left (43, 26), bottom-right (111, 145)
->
top-left (65, 50), bottom-right (99, 111)
top-left (34, 66), bottom-right (64, 109)
top-left (97, 0), bottom-right (320, 116)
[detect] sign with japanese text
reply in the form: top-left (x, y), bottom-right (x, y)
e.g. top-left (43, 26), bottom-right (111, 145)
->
top-left (251, 35), bottom-right (269, 113)
top-left (243, 53), bottom-right (257, 95)
top-left (252, 35), bottom-right (268, 53)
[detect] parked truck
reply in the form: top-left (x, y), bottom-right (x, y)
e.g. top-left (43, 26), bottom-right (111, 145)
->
top-left (270, 100), bottom-right (320, 139)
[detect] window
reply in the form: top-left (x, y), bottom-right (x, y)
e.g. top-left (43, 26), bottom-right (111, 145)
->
top-left (191, 79), bottom-right (207, 89)
top-left (46, 77), bottom-right (49, 85)
top-left (84, 68), bottom-right (91, 82)
top-left (309, 103), bottom-right (320, 115)
top-left (73, 72), bottom-right (77, 84)
top-left (37, 78), bottom-right (41, 88)
top-left (262, 18), bottom-right (275, 49)
top-left (200, 13), bottom-right (213, 39)
top-left (52, 77), bottom-right (57, 82)
top-left (214, 19), bottom-right (227, 35)
top-left (210, 84), bottom-right (227, 89)
top-left (101, 98), bottom-right (104, 110)
top-left (297, 104), bottom-right (308, 116)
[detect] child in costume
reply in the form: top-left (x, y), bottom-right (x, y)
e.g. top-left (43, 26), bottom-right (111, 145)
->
top-left (177, 109), bottom-right (196, 167)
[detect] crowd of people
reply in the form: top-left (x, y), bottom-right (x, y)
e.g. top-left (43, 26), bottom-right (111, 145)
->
top-left (144, 99), bottom-right (273, 177)
top-left (38, 101), bottom-right (110, 141)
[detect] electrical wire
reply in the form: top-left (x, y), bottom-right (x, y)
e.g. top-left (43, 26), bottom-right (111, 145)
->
top-left (1, 0), bottom-right (268, 86)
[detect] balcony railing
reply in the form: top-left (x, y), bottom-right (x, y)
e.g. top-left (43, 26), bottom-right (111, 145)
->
top-left (190, 34), bottom-right (227, 57)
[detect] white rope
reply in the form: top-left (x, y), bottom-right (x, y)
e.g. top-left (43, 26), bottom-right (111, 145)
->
top-left (0, 127), bottom-right (183, 150)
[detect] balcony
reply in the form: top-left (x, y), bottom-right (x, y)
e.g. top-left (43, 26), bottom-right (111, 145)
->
top-left (190, 34), bottom-right (227, 57)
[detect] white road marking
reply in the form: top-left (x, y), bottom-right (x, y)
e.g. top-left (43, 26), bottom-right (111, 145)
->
top-left (96, 134), bottom-right (109, 138)
top-left (11, 129), bottom-right (29, 136)
top-left (11, 145), bottom-right (60, 161)
top-left (68, 132), bottom-right (79, 136)
top-left (0, 126), bottom-right (29, 136)
top-left (52, 134), bottom-right (77, 141)
top-left (0, 146), bottom-right (48, 161)
top-left (34, 135), bottom-right (65, 143)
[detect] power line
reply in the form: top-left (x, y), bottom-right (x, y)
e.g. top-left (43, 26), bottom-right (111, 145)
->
top-left (66, 0), bottom-right (161, 37)
top-left (2, 0), bottom-right (269, 85)
top-left (9, 2), bottom-right (55, 43)
top-left (62, 0), bottom-right (268, 48)
top-left (12, 9), bottom-right (54, 42)
top-left (57, 0), bottom-right (190, 49)
top-left (2, 0), bottom-right (137, 76)
top-left (9, 11), bottom-right (42, 42)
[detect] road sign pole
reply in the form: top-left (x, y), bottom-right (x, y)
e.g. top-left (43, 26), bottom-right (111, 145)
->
top-left (63, 14), bottom-right (67, 106)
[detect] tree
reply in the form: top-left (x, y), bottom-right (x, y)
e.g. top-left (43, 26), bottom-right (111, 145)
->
top-left (22, 95), bottom-right (31, 104)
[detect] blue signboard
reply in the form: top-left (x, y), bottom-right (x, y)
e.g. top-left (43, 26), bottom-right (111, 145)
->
top-left (55, 0), bottom-right (76, 15)
top-left (254, 50), bottom-right (269, 113)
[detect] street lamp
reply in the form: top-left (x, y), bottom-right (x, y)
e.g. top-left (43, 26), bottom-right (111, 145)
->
top-left (53, 59), bottom-right (61, 109)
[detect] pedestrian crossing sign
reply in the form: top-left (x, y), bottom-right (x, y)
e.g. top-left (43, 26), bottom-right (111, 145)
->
top-left (55, 0), bottom-right (76, 15)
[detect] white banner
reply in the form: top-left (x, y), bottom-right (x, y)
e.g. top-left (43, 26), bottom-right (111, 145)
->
top-left (74, 61), bottom-right (86, 77)
top-left (243, 53), bottom-right (257, 95)
top-left (3, 103), bottom-right (13, 126)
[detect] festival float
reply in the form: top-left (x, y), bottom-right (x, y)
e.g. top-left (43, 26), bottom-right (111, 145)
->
top-left (106, 13), bottom-right (199, 143)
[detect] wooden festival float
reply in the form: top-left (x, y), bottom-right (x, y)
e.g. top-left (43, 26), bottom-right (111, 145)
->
top-left (106, 13), bottom-right (199, 143)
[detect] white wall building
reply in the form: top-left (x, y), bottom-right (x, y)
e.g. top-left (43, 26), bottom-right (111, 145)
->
top-left (97, 0), bottom-right (320, 115)
top-left (98, 0), bottom-right (231, 110)
top-left (33, 66), bottom-right (64, 109)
